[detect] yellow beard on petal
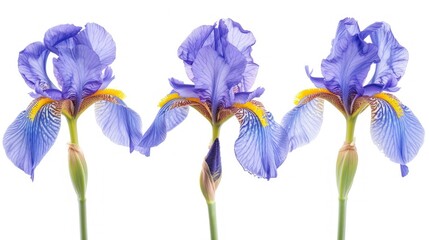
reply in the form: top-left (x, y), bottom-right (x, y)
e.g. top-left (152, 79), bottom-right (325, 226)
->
top-left (294, 88), bottom-right (331, 105)
top-left (93, 89), bottom-right (126, 100)
top-left (373, 92), bottom-right (404, 117)
top-left (28, 98), bottom-right (56, 121)
top-left (233, 101), bottom-right (268, 127)
top-left (158, 93), bottom-right (181, 107)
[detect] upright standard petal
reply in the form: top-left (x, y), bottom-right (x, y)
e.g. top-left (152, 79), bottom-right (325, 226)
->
top-left (3, 100), bottom-right (62, 179)
top-left (192, 45), bottom-right (246, 111)
top-left (138, 98), bottom-right (189, 156)
top-left (362, 22), bottom-right (408, 91)
top-left (219, 19), bottom-right (256, 62)
top-left (18, 42), bottom-right (50, 90)
top-left (54, 45), bottom-right (103, 107)
top-left (178, 25), bottom-right (215, 65)
top-left (321, 32), bottom-right (379, 111)
top-left (218, 19), bottom-right (258, 91)
top-left (370, 96), bottom-right (424, 176)
top-left (234, 105), bottom-right (288, 179)
top-left (76, 23), bottom-right (116, 67)
top-left (282, 98), bottom-right (324, 152)
top-left (44, 24), bottom-right (81, 54)
top-left (328, 18), bottom-right (361, 60)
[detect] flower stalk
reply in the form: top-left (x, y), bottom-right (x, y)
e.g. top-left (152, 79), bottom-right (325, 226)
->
top-left (67, 117), bottom-right (88, 240)
top-left (199, 126), bottom-right (221, 240)
top-left (336, 117), bottom-right (358, 240)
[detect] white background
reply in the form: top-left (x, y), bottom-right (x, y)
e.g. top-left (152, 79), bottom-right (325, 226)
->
top-left (0, 1), bottom-right (427, 239)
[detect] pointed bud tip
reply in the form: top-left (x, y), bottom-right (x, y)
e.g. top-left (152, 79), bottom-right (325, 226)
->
top-left (205, 138), bottom-right (221, 182)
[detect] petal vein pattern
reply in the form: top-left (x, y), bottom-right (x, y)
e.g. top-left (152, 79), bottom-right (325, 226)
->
top-left (282, 98), bottom-right (324, 152)
top-left (95, 99), bottom-right (142, 152)
top-left (235, 109), bottom-right (288, 179)
top-left (370, 98), bottom-right (424, 170)
top-left (3, 101), bottom-right (61, 179)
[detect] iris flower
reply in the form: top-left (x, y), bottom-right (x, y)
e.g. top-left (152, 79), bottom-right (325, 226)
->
top-left (3, 23), bottom-right (142, 239)
top-left (138, 18), bottom-right (287, 180)
top-left (138, 19), bottom-right (288, 239)
top-left (282, 18), bottom-right (424, 240)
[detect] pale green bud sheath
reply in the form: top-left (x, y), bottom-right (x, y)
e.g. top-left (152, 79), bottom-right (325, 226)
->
top-left (68, 143), bottom-right (88, 200)
top-left (336, 142), bottom-right (358, 200)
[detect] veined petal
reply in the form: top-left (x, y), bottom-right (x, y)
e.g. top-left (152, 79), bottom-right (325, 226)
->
top-left (76, 23), bottom-right (116, 67)
top-left (234, 104), bottom-right (288, 179)
top-left (169, 78), bottom-right (199, 98)
top-left (219, 18), bottom-right (256, 62)
top-left (328, 18), bottom-right (360, 60)
top-left (137, 96), bottom-right (190, 156)
top-left (233, 87), bottom-right (264, 104)
top-left (282, 97), bottom-right (324, 151)
top-left (361, 22), bottom-right (408, 91)
top-left (18, 42), bottom-right (62, 100)
top-left (217, 19), bottom-right (258, 92)
top-left (192, 45), bottom-right (246, 110)
top-left (100, 66), bottom-right (115, 89)
top-left (18, 42), bottom-right (50, 89)
top-left (322, 31), bottom-right (379, 107)
top-left (3, 99), bottom-right (62, 179)
top-left (305, 66), bottom-right (326, 89)
top-left (370, 96), bottom-right (424, 176)
top-left (95, 98), bottom-right (142, 152)
top-left (54, 44), bottom-right (103, 105)
top-left (240, 62), bottom-right (259, 92)
top-left (178, 25), bottom-right (215, 65)
top-left (44, 24), bottom-right (81, 54)
top-left (78, 88), bottom-right (125, 115)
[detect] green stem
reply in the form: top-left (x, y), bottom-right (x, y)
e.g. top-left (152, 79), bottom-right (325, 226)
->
top-left (345, 116), bottom-right (356, 144)
top-left (79, 199), bottom-right (88, 240)
top-left (206, 124), bottom-right (220, 240)
top-left (337, 116), bottom-right (357, 240)
top-left (207, 202), bottom-right (218, 240)
top-left (337, 198), bottom-right (347, 240)
top-left (67, 117), bottom-right (79, 145)
top-left (212, 124), bottom-right (220, 142)
top-left (67, 117), bottom-right (87, 240)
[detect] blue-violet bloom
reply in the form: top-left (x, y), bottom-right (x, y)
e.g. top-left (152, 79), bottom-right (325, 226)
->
top-left (282, 18), bottom-right (424, 176)
top-left (138, 19), bottom-right (288, 179)
top-left (3, 23), bottom-right (142, 179)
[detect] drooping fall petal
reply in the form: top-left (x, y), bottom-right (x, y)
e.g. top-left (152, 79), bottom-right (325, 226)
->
top-left (138, 98), bottom-right (189, 156)
top-left (95, 98), bottom-right (143, 152)
top-left (3, 100), bottom-right (62, 179)
top-left (282, 98), bottom-right (324, 151)
top-left (234, 108), bottom-right (288, 179)
top-left (370, 96), bottom-right (424, 176)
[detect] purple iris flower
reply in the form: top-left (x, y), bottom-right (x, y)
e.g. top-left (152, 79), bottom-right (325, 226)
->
top-left (3, 23), bottom-right (142, 179)
top-left (138, 19), bottom-right (288, 179)
top-left (283, 18), bottom-right (424, 176)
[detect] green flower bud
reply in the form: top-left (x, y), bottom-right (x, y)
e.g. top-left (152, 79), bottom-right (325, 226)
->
top-left (68, 143), bottom-right (88, 200)
top-left (336, 142), bottom-right (358, 200)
